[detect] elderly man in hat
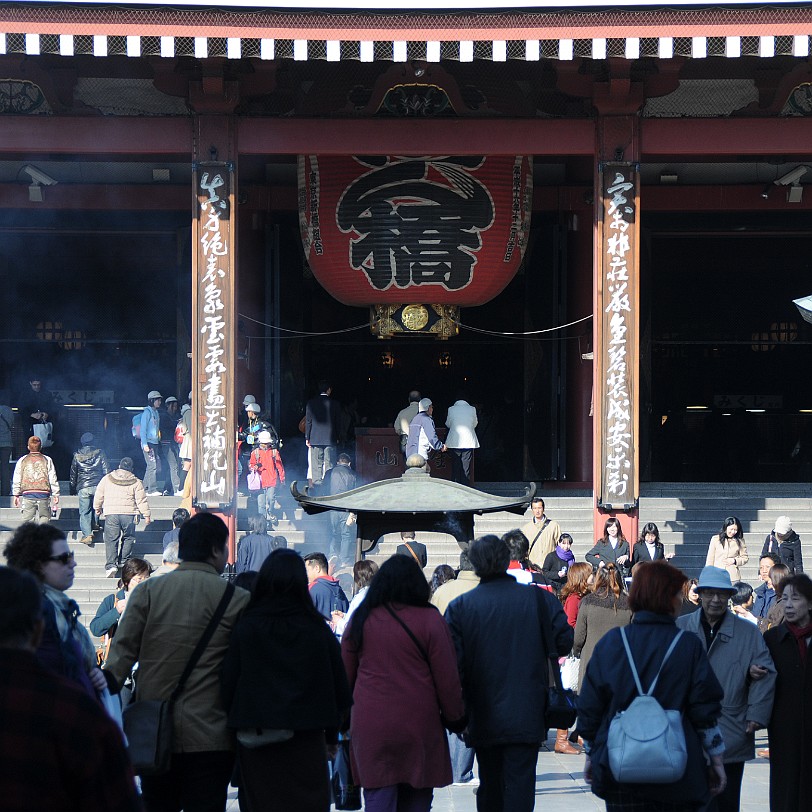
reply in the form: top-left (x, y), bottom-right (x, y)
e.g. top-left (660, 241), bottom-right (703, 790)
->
top-left (405, 398), bottom-right (446, 469)
top-left (677, 566), bottom-right (776, 812)
top-left (69, 432), bottom-right (109, 545)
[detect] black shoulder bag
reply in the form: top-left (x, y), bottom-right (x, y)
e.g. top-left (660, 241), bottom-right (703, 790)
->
top-left (123, 582), bottom-right (235, 775)
top-left (535, 589), bottom-right (577, 730)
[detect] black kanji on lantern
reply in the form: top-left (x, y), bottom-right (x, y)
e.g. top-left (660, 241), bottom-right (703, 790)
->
top-left (336, 156), bottom-right (495, 291)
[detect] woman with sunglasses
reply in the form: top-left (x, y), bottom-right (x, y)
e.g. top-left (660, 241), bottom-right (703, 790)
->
top-left (706, 516), bottom-right (749, 582)
top-left (3, 522), bottom-right (107, 699)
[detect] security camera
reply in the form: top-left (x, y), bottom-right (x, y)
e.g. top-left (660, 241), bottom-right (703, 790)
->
top-left (22, 165), bottom-right (58, 186)
top-left (774, 166), bottom-right (809, 186)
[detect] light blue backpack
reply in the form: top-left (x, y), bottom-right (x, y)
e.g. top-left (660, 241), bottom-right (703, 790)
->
top-left (607, 628), bottom-right (688, 784)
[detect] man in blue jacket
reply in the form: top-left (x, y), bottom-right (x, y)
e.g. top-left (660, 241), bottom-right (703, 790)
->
top-left (446, 534), bottom-right (573, 812)
top-left (139, 390), bottom-right (163, 495)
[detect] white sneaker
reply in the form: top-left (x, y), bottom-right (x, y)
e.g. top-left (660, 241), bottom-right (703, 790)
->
top-left (106, 567), bottom-right (118, 578)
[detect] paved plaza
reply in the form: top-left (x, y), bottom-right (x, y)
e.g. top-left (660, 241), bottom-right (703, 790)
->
top-left (225, 732), bottom-right (770, 811)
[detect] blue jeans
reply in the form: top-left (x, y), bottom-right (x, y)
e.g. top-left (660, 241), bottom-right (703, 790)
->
top-left (448, 730), bottom-right (475, 783)
top-left (78, 486), bottom-right (96, 537)
top-left (257, 485), bottom-right (277, 522)
top-left (103, 514), bottom-right (136, 571)
top-left (142, 444), bottom-right (159, 492)
top-left (330, 511), bottom-right (355, 564)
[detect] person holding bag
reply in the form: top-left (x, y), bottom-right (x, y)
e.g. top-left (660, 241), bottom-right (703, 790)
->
top-left (248, 430), bottom-right (285, 527)
top-left (578, 562), bottom-right (727, 811)
top-left (221, 549), bottom-right (352, 812)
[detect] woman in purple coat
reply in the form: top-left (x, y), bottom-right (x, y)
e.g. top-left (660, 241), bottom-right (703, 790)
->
top-left (342, 555), bottom-right (466, 812)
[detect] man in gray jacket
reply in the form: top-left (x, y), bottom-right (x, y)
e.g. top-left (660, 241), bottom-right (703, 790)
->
top-left (446, 534), bottom-right (573, 812)
top-left (677, 566), bottom-right (776, 812)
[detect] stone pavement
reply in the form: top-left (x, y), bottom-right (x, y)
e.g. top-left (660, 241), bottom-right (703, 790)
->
top-left (225, 731), bottom-right (770, 811)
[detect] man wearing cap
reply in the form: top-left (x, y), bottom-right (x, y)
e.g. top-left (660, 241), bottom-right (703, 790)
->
top-left (677, 566), bottom-right (776, 812)
top-left (69, 432), bottom-right (109, 545)
top-left (237, 401), bottom-right (265, 493)
top-left (405, 398), bottom-right (446, 467)
top-left (156, 396), bottom-right (181, 496)
top-left (762, 515), bottom-right (803, 575)
top-left (139, 390), bottom-right (163, 495)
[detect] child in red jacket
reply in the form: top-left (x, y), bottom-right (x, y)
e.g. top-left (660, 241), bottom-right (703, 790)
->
top-left (249, 430), bottom-right (285, 526)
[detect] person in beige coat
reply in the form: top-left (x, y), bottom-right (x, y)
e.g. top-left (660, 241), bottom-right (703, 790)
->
top-left (521, 497), bottom-right (561, 567)
top-left (93, 456), bottom-right (151, 577)
top-left (706, 515), bottom-right (749, 582)
top-left (106, 512), bottom-right (250, 812)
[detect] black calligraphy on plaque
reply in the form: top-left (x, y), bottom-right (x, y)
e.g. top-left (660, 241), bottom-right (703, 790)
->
top-left (336, 157), bottom-right (494, 291)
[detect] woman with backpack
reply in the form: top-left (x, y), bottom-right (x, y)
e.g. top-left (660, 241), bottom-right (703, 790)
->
top-left (577, 562), bottom-right (727, 811)
top-left (248, 430), bottom-right (285, 527)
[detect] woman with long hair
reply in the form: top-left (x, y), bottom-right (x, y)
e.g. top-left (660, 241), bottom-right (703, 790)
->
top-left (759, 563), bottom-right (791, 633)
top-left (333, 559), bottom-right (378, 638)
top-left (706, 516), bottom-right (749, 582)
top-left (764, 573), bottom-right (812, 812)
top-left (573, 565), bottom-right (632, 692)
top-left (429, 564), bottom-right (456, 597)
top-left (586, 518), bottom-right (632, 580)
top-left (560, 561), bottom-right (593, 629)
top-left (90, 557), bottom-right (152, 639)
top-left (221, 549), bottom-right (351, 812)
top-left (578, 562), bottom-right (726, 811)
top-left (342, 555), bottom-right (466, 812)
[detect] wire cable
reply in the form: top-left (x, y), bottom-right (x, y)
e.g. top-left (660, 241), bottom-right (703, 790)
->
top-left (453, 314), bottom-right (592, 338)
top-left (239, 313), bottom-right (369, 336)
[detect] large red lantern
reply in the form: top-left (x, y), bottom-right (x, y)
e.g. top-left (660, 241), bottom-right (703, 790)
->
top-left (298, 155), bottom-right (533, 309)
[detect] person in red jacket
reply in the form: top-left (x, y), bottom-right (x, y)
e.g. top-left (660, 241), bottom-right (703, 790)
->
top-left (249, 430), bottom-right (285, 527)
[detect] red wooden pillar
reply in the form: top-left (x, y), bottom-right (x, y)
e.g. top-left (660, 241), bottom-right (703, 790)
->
top-left (189, 78), bottom-right (241, 563)
top-left (592, 89), bottom-right (643, 551)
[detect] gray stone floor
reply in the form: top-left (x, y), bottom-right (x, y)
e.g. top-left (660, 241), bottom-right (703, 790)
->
top-left (225, 732), bottom-right (771, 811)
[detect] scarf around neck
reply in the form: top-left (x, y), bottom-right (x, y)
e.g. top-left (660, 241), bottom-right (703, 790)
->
top-left (43, 584), bottom-right (96, 669)
top-left (555, 545), bottom-right (576, 566)
top-left (787, 620), bottom-right (812, 663)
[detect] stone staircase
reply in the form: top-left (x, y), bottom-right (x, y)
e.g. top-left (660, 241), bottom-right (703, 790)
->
top-left (2, 481), bottom-right (809, 637)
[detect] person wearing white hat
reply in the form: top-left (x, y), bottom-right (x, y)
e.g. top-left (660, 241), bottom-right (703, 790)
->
top-left (248, 429), bottom-right (285, 526)
top-left (405, 397), bottom-right (446, 467)
top-left (139, 390), bottom-right (163, 495)
top-left (762, 515), bottom-right (803, 575)
top-left (677, 566), bottom-right (776, 812)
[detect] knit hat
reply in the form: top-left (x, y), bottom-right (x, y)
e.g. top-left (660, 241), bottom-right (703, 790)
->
top-left (246, 403), bottom-right (261, 413)
top-left (774, 516), bottom-right (792, 536)
top-left (696, 566), bottom-right (736, 594)
top-left (165, 396), bottom-right (178, 404)
top-left (257, 430), bottom-right (273, 443)
top-left (80, 432), bottom-right (94, 445)
top-left (418, 398), bottom-right (433, 412)
top-left (243, 395), bottom-right (257, 406)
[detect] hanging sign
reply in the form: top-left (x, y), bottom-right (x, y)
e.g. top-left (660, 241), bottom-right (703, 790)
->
top-left (298, 155), bottom-right (532, 307)
top-left (596, 163), bottom-right (639, 509)
top-left (192, 162), bottom-right (236, 509)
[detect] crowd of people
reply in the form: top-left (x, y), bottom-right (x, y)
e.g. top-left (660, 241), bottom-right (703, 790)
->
top-left (1, 502), bottom-right (810, 812)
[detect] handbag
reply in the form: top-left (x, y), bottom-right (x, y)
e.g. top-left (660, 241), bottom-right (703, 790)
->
top-left (607, 628), bottom-right (687, 784)
top-left (122, 582), bottom-right (235, 776)
top-left (33, 420), bottom-right (53, 448)
top-left (535, 589), bottom-right (577, 730)
top-left (331, 735), bottom-right (361, 810)
top-left (560, 654), bottom-right (580, 692)
top-left (247, 470), bottom-right (262, 492)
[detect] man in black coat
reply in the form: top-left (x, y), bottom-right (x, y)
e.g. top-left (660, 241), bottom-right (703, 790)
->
top-left (446, 534), bottom-right (573, 812)
top-left (396, 530), bottom-right (427, 569)
top-left (305, 380), bottom-right (342, 486)
top-left (327, 454), bottom-right (358, 567)
top-left (69, 432), bottom-right (109, 545)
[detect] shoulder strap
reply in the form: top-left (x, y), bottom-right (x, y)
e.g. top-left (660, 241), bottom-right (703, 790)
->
top-left (403, 542), bottom-right (421, 565)
top-left (169, 582), bottom-right (235, 705)
top-left (535, 587), bottom-right (566, 691)
top-left (528, 518), bottom-right (550, 554)
top-left (619, 626), bottom-right (683, 697)
top-left (384, 604), bottom-right (429, 662)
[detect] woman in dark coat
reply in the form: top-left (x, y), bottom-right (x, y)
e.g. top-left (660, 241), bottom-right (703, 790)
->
top-left (89, 557), bottom-right (152, 638)
top-left (573, 564), bottom-right (632, 691)
top-left (578, 561), bottom-right (726, 811)
top-left (763, 573), bottom-right (812, 812)
top-left (631, 522), bottom-right (675, 565)
top-left (221, 549), bottom-right (352, 812)
top-left (585, 518), bottom-right (632, 580)
top-left (341, 555), bottom-right (466, 812)
top-left (542, 533), bottom-right (576, 591)
top-left (761, 516), bottom-right (803, 574)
